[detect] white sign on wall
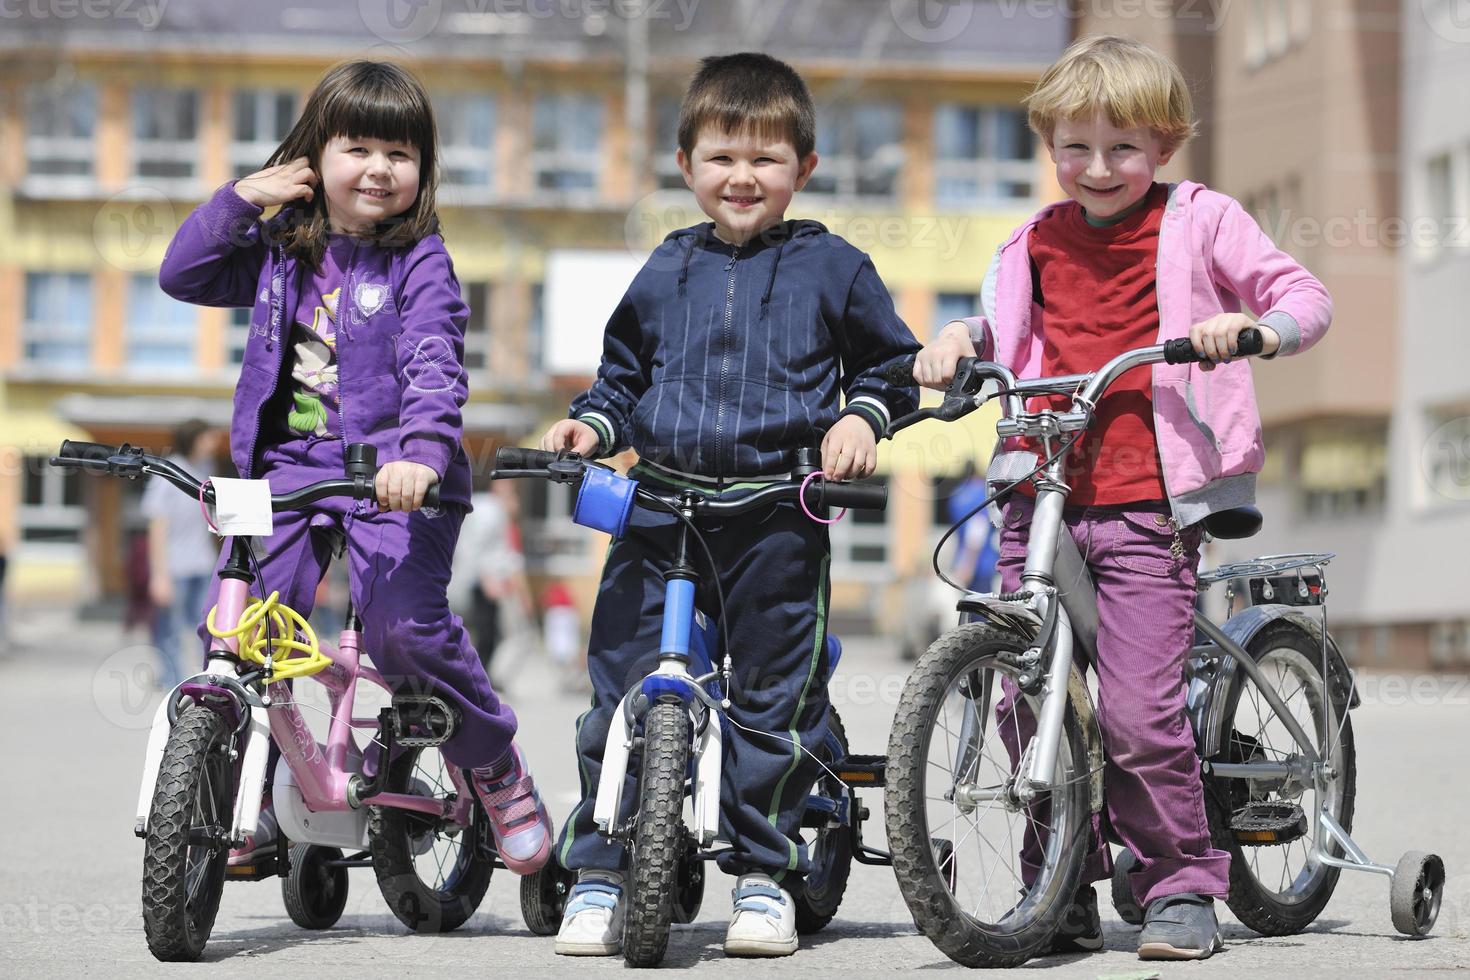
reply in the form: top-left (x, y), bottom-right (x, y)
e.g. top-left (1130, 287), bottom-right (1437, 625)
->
top-left (543, 249), bottom-right (650, 376)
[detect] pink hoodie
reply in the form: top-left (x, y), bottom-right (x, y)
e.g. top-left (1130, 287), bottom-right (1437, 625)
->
top-left (963, 180), bottom-right (1332, 526)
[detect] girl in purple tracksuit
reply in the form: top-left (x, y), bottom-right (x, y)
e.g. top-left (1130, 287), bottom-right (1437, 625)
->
top-left (159, 60), bottom-right (553, 875)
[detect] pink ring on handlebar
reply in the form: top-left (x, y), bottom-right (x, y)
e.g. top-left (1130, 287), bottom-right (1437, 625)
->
top-left (198, 479), bottom-right (219, 534)
top-left (799, 471), bottom-right (847, 525)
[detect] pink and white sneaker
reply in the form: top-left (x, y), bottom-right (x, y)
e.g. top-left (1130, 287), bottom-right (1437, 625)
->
top-left (470, 744), bottom-right (553, 875)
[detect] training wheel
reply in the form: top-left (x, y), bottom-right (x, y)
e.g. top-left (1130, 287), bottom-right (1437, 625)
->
top-left (282, 844), bottom-right (349, 930)
top-left (1111, 848), bottom-right (1144, 927)
top-left (520, 860), bottom-right (575, 936)
top-left (1390, 851), bottom-right (1444, 937)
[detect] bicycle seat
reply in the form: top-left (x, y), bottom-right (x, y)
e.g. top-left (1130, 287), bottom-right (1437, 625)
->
top-left (1201, 506), bottom-right (1263, 540)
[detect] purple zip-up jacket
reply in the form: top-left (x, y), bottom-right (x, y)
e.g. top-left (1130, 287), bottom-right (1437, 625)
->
top-left (160, 182), bottom-right (473, 506)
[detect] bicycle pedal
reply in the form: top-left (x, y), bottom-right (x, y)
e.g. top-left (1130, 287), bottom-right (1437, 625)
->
top-left (833, 754), bottom-right (886, 787)
top-left (390, 694), bottom-right (460, 748)
top-left (1231, 801), bottom-right (1308, 845)
top-left (224, 853), bottom-right (280, 881)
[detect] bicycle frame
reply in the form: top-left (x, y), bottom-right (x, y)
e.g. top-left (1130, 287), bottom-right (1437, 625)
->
top-left (134, 535), bottom-right (472, 850)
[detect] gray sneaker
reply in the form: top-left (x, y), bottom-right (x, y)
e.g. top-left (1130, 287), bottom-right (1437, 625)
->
top-left (1137, 893), bottom-right (1224, 960)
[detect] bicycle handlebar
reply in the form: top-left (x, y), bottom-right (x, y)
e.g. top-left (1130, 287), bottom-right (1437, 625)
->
top-left (492, 447), bottom-right (887, 516)
top-left (49, 440), bottom-right (440, 512)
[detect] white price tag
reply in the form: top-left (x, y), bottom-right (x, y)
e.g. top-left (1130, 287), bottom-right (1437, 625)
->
top-left (211, 478), bottom-right (274, 536)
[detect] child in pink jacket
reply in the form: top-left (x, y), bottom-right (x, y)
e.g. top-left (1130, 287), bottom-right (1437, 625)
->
top-left (915, 35), bottom-right (1331, 961)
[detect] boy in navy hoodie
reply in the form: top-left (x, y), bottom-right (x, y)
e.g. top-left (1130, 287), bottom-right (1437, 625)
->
top-left (541, 52), bottom-right (919, 958)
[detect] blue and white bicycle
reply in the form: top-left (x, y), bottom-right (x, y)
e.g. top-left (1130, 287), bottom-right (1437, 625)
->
top-left (495, 446), bottom-right (892, 967)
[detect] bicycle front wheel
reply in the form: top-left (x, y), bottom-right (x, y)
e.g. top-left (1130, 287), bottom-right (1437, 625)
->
top-left (623, 700), bottom-right (690, 968)
top-left (885, 623), bottom-right (1091, 968)
top-left (142, 703), bottom-right (234, 962)
top-left (1205, 623), bottom-right (1356, 934)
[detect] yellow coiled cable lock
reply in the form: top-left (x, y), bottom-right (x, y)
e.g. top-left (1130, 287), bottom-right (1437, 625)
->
top-left (206, 592), bottom-right (330, 683)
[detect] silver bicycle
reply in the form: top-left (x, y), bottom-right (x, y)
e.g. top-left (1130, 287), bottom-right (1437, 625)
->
top-left (880, 330), bottom-right (1444, 967)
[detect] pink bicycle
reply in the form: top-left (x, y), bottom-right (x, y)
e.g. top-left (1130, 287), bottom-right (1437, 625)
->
top-left (53, 440), bottom-right (511, 961)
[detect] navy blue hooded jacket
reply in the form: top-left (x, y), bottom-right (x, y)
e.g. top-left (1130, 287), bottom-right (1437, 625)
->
top-left (570, 220), bottom-right (920, 477)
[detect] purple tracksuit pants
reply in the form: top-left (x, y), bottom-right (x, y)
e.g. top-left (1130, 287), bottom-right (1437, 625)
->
top-left (195, 436), bottom-right (516, 769)
top-left (994, 493), bottom-right (1231, 907)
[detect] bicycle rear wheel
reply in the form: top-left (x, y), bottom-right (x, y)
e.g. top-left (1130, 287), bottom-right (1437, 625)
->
top-left (142, 703), bottom-right (234, 962)
top-left (885, 623), bottom-right (1091, 968)
top-left (369, 745), bottom-right (494, 933)
top-left (623, 701), bottom-right (690, 968)
top-left (1205, 624), bottom-right (1356, 934)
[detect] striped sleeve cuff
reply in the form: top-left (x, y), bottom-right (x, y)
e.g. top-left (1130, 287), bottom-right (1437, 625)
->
top-left (576, 412), bottom-right (616, 452)
top-left (842, 396), bottom-right (890, 438)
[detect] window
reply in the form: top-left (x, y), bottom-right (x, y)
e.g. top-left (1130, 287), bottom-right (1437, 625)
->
top-left (226, 306), bottom-right (252, 367)
top-left (133, 87), bottom-right (199, 181)
top-left (1247, 0), bottom-right (1305, 68)
top-left (521, 478), bottom-right (588, 575)
top-left (437, 94), bottom-right (496, 194)
top-left (128, 274), bottom-right (197, 371)
top-left (933, 104), bottom-right (1034, 208)
top-left (1296, 425), bottom-right (1388, 518)
top-left (805, 103), bottom-right (903, 200)
top-left (25, 82), bottom-right (96, 185)
top-left (462, 281), bottom-right (491, 377)
top-left (830, 477), bottom-right (890, 578)
top-left (20, 453), bottom-right (85, 550)
top-left (653, 96), bottom-right (686, 191)
top-left (1422, 409), bottom-right (1470, 506)
top-left (1420, 152), bottom-right (1466, 260)
top-left (23, 272), bottom-right (92, 368)
top-left (1429, 620), bottom-right (1470, 669)
top-left (933, 291), bottom-right (978, 338)
top-left (532, 94), bottom-right (602, 193)
top-left (231, 90), bottom-right (296, 178)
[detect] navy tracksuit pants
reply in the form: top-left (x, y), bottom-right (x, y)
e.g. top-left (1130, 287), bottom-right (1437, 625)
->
top-left (555, 474), bottom-right (832, 890)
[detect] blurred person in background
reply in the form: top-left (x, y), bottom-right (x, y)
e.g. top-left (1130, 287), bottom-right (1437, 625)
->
top-left (451, 473), bottom-right (531, 675)
top-left (141, 419), bottom-right (223, 690)
top-left (540, 578), bottom-right (586, 691)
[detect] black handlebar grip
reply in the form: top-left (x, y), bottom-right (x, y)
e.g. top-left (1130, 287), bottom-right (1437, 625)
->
top-left (1163, 326), bottom-right (1265, 365)
top-left (57, 439), bottom-right (116, 462)
top-left (495, 446), bottom-right (560, 471)
top-left (882, 356), bottom-right (918, 387)
top-left (818, 479), bottom-right (889, 512)
top-left (423, 484), bottom-right (442, 510)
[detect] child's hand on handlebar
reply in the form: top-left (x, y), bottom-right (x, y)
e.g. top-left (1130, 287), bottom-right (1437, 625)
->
top-left (821, 415), bottom-right (877, 480)
top-left (376, 460), bottom-right (439, 512)
top-left (1189, 314), bottom-right (1280, 370)
top-left (913, 320), bottom-right (977, 389)
top-left (540, 419), bottom-right (601, 456)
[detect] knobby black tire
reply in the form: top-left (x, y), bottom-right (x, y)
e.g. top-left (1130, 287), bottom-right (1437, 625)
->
top-left (794, 708), bottom-right (853, 934)
top-left (141, 703), bottom-right (233, 962)
top-left (886, 622), bottom-right (1091, 968)
top-left (520, 859), bottom-right (574, 936)
top-left (623, 701), bottom-right (690, 968)
top-left (1205, 624), bottom-right (1357, 935)
top-left (369, 746), bottom-right (494, 933)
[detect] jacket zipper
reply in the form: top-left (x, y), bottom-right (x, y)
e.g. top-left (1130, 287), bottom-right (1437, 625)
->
top-left (714, 244), bottom-right (740, 469)
top-left (243, 244), bottom-right (290, 480)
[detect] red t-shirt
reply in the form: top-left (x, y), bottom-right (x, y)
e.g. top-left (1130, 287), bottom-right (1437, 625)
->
top-left (1019, 182), bottom-right (1169, 506)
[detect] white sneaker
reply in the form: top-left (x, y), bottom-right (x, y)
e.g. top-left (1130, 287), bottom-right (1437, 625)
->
top-left (554, 870), bottom-right (625, 956)
top-left (723, 872), bottom-right (798, 957)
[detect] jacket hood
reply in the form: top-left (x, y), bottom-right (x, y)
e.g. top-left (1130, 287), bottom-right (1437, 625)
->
top-left (665, 219), bottom-right (829, 314)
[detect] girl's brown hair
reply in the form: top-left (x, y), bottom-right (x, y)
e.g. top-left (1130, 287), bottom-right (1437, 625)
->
top-left (266, 60), bottom-right (441, 266)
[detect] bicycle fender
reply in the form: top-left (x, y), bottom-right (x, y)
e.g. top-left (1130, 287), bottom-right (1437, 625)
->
top-left (593, 704), bottom-right (636, 837)
top-left (134, 697), bottom-right (175, 836)
top-left (691, 713), bottom-right (723, 847)
top-left (1065, 667), bottom-right (1105, 815)
top-left (1189, 604), bottom-right (1359, 760)
top-left (232, 715), bottom-right (272, 842)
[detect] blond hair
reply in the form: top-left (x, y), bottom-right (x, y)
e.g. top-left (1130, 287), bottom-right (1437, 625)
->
top-left (1024, 35), bottom-right (1196, 151)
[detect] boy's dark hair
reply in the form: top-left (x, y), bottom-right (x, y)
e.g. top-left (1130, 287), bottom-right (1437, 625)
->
top-left (266, 60), bottom-right (442, 268)
top-left (171, 419), bottom-right (210, 458)
top-left (677, 52), bottom-right (816, 159)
